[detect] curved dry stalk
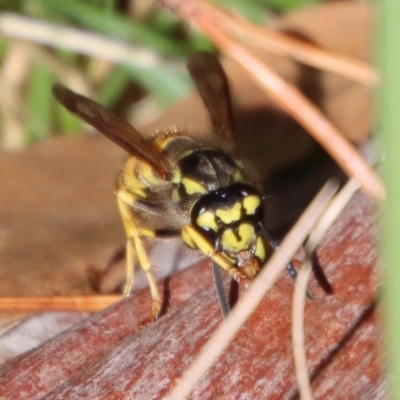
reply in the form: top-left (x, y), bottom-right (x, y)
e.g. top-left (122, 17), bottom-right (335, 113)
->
top-left (166, 180), bottom-right (339, 400)
top-left (292, 177), bottom-right (360, 400)
top-left (199, 2), bottom-right (378, 86)
top-left (306, 178), bottom-right (361, 253)
top-left (0, 78), bottom-right (26, 147)
top-left (194, 16), bottom-right (384, 202)
top-left (157, 0), bottom-right (384, 201)
top-left (0, 295), bottom-right (121, 312)
top-left (292, 259), bottom-right (314, 400)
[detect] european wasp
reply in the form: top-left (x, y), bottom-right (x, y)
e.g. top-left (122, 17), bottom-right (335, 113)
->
top-left (52, 51), bottom-right (301, 319)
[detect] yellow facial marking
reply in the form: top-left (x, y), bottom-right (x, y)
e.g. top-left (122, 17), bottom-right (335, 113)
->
top-left (196, 210), bottom-right (218, 232)
top-left (243, 195), bottom-right (261, 215)
top-left (215, 202), bottom-right (241, 224)
top-left (255, 237), bottom-right (266, 262)
top-left (182, 177), bottom-right (208, 195)
top-left (221, 223), bottom-right (255, 253)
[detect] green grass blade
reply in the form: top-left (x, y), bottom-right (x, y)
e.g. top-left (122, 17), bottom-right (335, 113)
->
top-left (380, 0), bottom-right (400, 398)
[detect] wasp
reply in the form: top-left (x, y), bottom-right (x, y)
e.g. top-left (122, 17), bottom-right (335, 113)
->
top-left (52, 51), bottom-right (301, 319)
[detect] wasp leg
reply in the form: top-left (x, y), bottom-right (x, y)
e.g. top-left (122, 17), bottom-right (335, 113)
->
top-left (182, 225), bottom-right (251, 287)
top-left (117, 190), bottom-right (161, 319)
top-left (212, 262), bottom-right (231, 318)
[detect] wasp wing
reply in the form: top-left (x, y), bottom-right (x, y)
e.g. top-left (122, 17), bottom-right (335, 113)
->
top-left (187, 51), bottom-right (235, 143)
top-left (52, 84), bottom-right (169, 178)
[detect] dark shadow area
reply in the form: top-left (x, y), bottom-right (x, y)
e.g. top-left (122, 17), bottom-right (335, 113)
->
top-left (160, 276), bottom-right (171, 316)
top-left (87, 244), bottom-right (126, 293)
top-left (212, 263), bottom-right (230, 318)
top-left (263, 146), bottom-right (347, 234)
top-left (229, 279), bottom-right (240, 311)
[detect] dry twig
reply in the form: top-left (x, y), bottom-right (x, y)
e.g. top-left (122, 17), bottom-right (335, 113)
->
top-left (292, 178), bottom-right (361, 399)
top-left (0, 295), bottom-right (121, 312)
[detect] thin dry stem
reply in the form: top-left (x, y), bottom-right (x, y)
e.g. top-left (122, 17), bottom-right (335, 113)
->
top-left (166, 180), bottom-right (339, 400)
top-left (292, 259), bottom-right (314, 400)
top-left (0, 42), bottom-right (30, 150)
top-left (157, 0), bottom-right (384, 201)
top-left (306, 178), bottom-right (361, 254)
top-left (0, 296), bottom-right (121, 312)
top-left (292, 177), bottom-right (360, 400)
top-left (199, 3), bottom-right (378, 85)
top-left (193, 13), bottom-right (384, 201)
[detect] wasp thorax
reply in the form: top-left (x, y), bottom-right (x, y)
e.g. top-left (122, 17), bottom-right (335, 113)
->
top-left (171, 150), bottom-right (244, 199)
top-left (190, 183), bottom-right (267, 269)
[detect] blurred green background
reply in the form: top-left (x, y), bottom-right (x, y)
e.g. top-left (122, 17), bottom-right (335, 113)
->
top-left (0, 0), bottom-right (320, 149)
